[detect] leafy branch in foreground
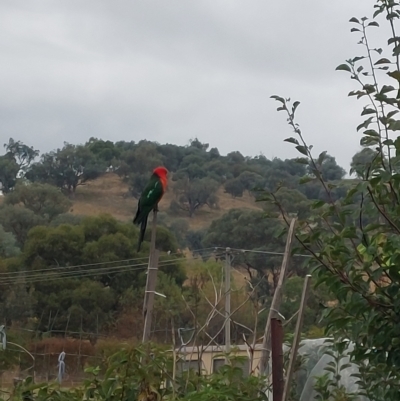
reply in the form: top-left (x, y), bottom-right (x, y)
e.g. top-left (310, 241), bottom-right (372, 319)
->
top-left (267, 1), bottom-right (400, 399)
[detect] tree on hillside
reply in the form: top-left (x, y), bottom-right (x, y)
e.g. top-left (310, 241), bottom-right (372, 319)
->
top-left (0, 154), bottom-right (19, 193)
top-left (0, 139), bottom-right (38, 194)
top-left (86, 137), bottom-right (121, 167)
top-left (226, 151), bottom-right (245, 165)
top-left (178, 155), bottom-right (209, 180)
top-left (33, 278), bottom-right (116, 333)
top-left (168, 218), bottom-right (190, 248)
top-left (238, 171), bottom-right (265, 192)
top-left (209, 147), bottom-right (220, 159)
top-left (226, 151), bottom-right (246, 177)
top-left (0, 205), bottom-right (46, 246)
top-left (350, 148), bottom-right (377, 178)
top-left (205, 160), bottom-right (231, 182)
top-left (0, 225), bottom-right (20, 258)
top-left (203, 209), bottom-right (285, 251)
top-left (67, 280), bottom-right (116, 332)
top-left (15, 214), bottom-right (185, 332)
top-left (189, 137), bottom-right (209, 151)
top-left (4, 138), bottom-right (39, 172)
top-left (186, 229), bottom-right (207, 255)
top-left (172, 176), bottom-right (219, 217)
top-left (157, 143), bottom-right (186, 171)
top-left (50, 213), bottom-right (83, 227)
top-left (3, 280), bottom-right (36, 325)
top-left (203, 208), bottom-right (301, 293)
top-left (26, 143), bottom-right (106, 196)
top-left (224, 177), bottom-right (245, 198)
top-left (263, 187), bottom-right (311, 218)
top-left (262, 167), bottom-right (298, 191)
top-left (23, 214), bottom-right (183, 288)
top-left (4, 183), bottom-right (71, 220)
top-left (308, 152), bottom-right (346, 181)
top-left (117, 140), bottom-right (165, 177)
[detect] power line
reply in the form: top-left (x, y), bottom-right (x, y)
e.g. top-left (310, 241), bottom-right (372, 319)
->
top-left (0, 247), bottom-right (216, 278)
top-left (0, 256), bottom-right (149, 276)
top-left (0, 264), bottom-right (148, 285)
top-left (212, 247), bottom-right (310, 258)
top-left (0, 253), bottom-right (221, 285)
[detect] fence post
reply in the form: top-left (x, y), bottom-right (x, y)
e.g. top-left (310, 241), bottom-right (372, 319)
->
top-left (271, 317), bottom-right (284, 401)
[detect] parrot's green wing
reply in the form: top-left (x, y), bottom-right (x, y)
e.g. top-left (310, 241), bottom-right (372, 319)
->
top-left (134, 175), bottom-right (164, 224)
top-left (133, 174), bottom-right (165, 251)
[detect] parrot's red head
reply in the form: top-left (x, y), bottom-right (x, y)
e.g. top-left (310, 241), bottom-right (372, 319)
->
top-left (153, 166), bottom-right (168, 191)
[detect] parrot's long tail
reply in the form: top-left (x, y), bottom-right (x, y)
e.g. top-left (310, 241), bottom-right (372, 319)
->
top-left (137, 216), bottom-right (148, 252)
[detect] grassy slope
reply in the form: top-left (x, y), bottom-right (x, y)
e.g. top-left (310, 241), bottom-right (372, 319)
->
top-left (72, 173), bottom-right (262, 230)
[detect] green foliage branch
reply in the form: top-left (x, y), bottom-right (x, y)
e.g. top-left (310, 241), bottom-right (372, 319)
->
top-left (265, 1), bottom-right (400, 399)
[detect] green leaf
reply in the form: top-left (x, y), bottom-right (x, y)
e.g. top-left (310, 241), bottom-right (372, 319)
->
top-left (360, 136), bottom-right (380, 146)
top-left (318, 151), bottom-right (327, 165)
top-left (388, 70), bottom-right (400, 81)
top-left (387, 110), bottom-right (399, 118)
top-left (368, 21), bottom-right (379, 27)
top-left (375, 58), bottom-right (391, 65)
top-left (387, 12), bottom-right (399, 20)
top-left (380, 85), bottom-right (395, 94)
top-left (351, 28), bottom-right (361, 32)
top-left (349, 90), bottom-right (366, 98)
top-left (393, 44), bottom-right (400, 56)
top-left (349, 17), bottom-right (360, 23)
top-left (361, 108), bottom-right (376, 116)
top-left (389, 120), bottom-right (400, 131)
top-left (363, 129), bottom-right (380, 137)
top-left (388, 36), bottom-right (400, 45)
top-left (336, 64), bottom-right (352, 72)
top-left (363, 84), bottom-right (376, 93)
top-left (357, 117), bottom-right (374, 131)
top-left (292, 101), bottom-right (300, 113)
top-left (270, 95), bottom-right (285, 103)
top-left (295, 145), bottom-right (308, 156)
top-left (383, 139), bottom-right (394, 146)
top-left (284, 137), bottom-right (299, 145)
top-left (311, 200), bottom-right (326, 209)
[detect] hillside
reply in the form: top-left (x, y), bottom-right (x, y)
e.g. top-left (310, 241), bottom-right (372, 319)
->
top-left (71, 173), bottom-right (262, 230)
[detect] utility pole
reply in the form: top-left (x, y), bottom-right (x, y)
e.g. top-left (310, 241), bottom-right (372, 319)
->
top-left (271, 316), bottom-right (284, 401)
top-left (142, 210), bottom-right (160, 343)
top-left (225, 247), bottom-right (231, 356)
top-left (259, 218), bottom-right (297, 375)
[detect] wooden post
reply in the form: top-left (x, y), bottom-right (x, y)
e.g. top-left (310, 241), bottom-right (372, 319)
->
top-left (271, 317), bottom-right (284, 401)
top-left (225, 247), bottom-right (231, 357)
top-left (282, 274), bottom-right (311, 401)
top-left (259, 218), bottom-right (296, 375)
top-left (142, 210), bottom-right (160, 343)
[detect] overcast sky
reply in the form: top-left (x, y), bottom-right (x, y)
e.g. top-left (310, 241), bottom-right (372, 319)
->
top-left (0, 0), bottom-right (385, 170)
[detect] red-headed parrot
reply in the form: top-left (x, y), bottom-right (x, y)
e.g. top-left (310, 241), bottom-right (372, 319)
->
top-left (133, 166), bottom-right (168, 252)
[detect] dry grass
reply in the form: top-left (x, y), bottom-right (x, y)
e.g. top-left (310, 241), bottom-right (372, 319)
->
top-left (71, 173), bottom-right (262, 230)
top-left (71, 174), bottom-right (135, 221)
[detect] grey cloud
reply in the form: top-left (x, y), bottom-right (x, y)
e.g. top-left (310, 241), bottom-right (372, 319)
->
top-left (0, 0), bottom-right (384, 170)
